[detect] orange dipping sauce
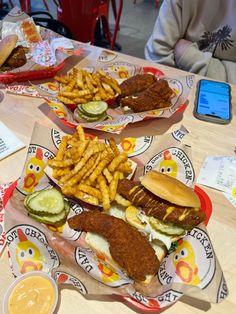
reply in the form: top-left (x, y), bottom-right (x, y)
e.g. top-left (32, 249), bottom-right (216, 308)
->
top-left (8, 275), bottom-right (56, 314)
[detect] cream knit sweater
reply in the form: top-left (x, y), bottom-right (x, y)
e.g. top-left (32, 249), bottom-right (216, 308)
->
top-left (145, 0), bottom-right (236, 84)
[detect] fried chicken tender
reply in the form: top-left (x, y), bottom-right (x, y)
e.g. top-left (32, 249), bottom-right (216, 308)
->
top-left (117, 179), bottom-right (206, 229)
top-left (68, 211), bottom-right (159, 281)
top-left (118, 73), bottom-right (157, 99)
top-left (120, 79), bottom-right (173, 112)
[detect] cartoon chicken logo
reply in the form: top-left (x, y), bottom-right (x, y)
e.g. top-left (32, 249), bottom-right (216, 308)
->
top-left (16, 229), bottom-right (43, 274)
top-left (95, 124), bottom-right (124, 133)
top-left (47, 82), bottom-right (59, 92)
top-left (159, 150), bottom-right (178, 178)
top-left (95, 253), bottom-right (120, 283)
top-left (47, 100), bottom-right (67, 119)
top-left (110, 65), bottom-right (129, 78)
top-left (23, 147), bottom-right (46, 194)
top-left (173, 240), bottom-right (200, 286)
top-left (120, 138), bottom-right (137, 155)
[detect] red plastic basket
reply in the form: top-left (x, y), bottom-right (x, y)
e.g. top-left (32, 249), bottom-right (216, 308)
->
top-left (0, 62), bottom-right (65, 84)
top-left (2, 183), bottom-right (212, 312)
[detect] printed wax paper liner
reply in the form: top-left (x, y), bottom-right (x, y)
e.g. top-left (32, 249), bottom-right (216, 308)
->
top-left (5, 73), bottom-right (194, 134)
top-left (0, 7), bottom-right (89, 72)
top-left (39, 74), bottom-right (194, 134)
top-left (3, 122), bottom-right (228, 310)
top-left (0, 183), bottom-right (11, 256)
top-left (5, 59), bottom-right (137, 98)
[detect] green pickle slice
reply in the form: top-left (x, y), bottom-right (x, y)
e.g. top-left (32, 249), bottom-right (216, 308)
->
top-left (77, 108), bottom-right (107, 122)
top-left (149, 217), bottom-right (185, 236)
top-left (64, 200), bottom-right (70, 215)
top-left (28, 188), bottom-right (64, 215)
top-left (23, 191), bottom-right (40, 209)
top-left (29, 210), bottom-right (67, 227)
top-left (24, 189), bottom-right (71, 227)
top-left (81, 101), bottom-right (108, 116)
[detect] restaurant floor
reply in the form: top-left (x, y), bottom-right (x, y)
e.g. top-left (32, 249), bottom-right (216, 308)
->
top-left (10, 0), bottom-right (159, 59)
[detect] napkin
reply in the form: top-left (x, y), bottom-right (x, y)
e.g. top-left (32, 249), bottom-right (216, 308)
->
top-left (0, 121), bottom-right (25, 161)
top-left (197, 156), bottom-right (236, 207)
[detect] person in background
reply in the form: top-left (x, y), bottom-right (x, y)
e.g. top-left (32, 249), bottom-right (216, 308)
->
top-left (145, 0), bottom-right (236, 84)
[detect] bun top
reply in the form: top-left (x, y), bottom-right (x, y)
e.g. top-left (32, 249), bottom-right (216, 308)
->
top-left (141, 170), bottom-right (200, 208)
top-left (0, 35), bottom-right (18, 67)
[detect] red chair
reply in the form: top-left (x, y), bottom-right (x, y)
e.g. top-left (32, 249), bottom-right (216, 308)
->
top-left (110, 0), bottom-right (123, 50)
top-left (19, 0), bottom-right (49, 14)
top-left (57, 0), bottom-right (111, 46)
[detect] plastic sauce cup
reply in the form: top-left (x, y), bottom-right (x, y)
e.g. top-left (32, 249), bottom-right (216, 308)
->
top-left (3, 271), bottom-right (58, 314)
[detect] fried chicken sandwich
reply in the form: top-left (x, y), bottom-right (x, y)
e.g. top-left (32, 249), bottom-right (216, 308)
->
top-left (0, 34), bottom-right (27, 72)
top-left (67, 171), bottom-right (206, 285)
top-left (117, 170), bottom-right (206, 250)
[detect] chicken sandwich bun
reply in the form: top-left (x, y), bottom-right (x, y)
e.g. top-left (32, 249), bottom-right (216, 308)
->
top-left (0, 35), bottom-right (18, 68)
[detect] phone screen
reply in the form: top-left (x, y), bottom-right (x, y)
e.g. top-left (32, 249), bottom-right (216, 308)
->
top-left (196, 80), bottom-right (230, 120)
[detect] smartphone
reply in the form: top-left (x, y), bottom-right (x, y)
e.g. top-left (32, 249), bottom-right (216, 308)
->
top-left (194, 79), bottom-right (232, 124)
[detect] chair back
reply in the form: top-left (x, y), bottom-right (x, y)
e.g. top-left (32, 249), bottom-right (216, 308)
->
top-left (30, 11), bottom-right (73, 39)
top-left (57, 0), bottom-right (109, 42)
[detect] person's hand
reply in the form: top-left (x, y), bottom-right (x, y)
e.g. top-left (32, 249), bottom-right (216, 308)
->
top-left (174, 39), bottom-right (192, 63)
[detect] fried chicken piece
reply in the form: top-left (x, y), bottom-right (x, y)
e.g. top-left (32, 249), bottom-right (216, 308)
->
top-left (5, 45), bottom-right (27, 68)
top-left (118, 179), bottom-right (206, 229)
top-left (118, 73), bottom-right (157, 99)
top-left (120, 79), bottom-right (173, 112)
top-left (68, 211), bottom-right (159, 281)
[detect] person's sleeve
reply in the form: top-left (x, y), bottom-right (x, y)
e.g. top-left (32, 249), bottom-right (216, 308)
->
top-left (145, 0), bottom-right (185, 66)
top-left (175, 42), bottom-right (236, 84)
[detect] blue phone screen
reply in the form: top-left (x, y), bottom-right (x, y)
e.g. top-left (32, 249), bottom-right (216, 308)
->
top-left (197, 80), bottom-right (230, 120)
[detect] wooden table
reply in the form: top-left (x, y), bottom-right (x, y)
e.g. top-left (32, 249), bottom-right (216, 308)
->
top-left (0, 45), bottom-right (236, 314)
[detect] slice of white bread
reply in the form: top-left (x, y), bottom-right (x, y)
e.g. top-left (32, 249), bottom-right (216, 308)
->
top-left (85, 232), bottom-right (119, 270)
top-left (85, 231), bottom-right (166, 285)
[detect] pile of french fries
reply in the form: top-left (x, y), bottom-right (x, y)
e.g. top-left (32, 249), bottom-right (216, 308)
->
top-left (47, 126), bottom-right (132, 211)
top-left (54, 68), bottom-right (121, 105)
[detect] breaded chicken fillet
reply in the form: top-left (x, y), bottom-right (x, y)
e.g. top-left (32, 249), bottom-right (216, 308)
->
top-left (120, 79), bottom-right (173, 112)
top-left (68, 211), bottom-right (160, 281)
top-left (118, 73), bottom-right (157, 99)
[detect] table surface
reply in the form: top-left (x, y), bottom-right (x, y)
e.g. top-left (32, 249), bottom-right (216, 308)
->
top-left (0, 45), bottom-right (236, 314)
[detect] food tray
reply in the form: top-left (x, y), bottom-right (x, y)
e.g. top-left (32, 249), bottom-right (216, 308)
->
top-left (2, 183), bottom-right (212, 312)
top-left (0, 62), bottom-right (65, 84)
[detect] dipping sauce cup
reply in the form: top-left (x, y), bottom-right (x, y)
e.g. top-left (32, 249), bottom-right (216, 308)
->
top-left (3, 271), bottom-right (58, 314)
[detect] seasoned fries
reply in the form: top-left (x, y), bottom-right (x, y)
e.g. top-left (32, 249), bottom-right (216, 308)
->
top-left (54, 68), bottom-right (121, 105)
top-left (47, 126), bottom-right (133, 211)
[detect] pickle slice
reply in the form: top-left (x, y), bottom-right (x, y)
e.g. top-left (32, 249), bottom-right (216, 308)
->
top-left (24, 191), bottom-right (40, 209)
top-left (29, 210), bottom-right (67, 227)
top-left (28, 188), bottom-right (64, 215)
top-left (76, 108), bottom-right (107, 122)
top-left (149, 217), bottom-right (185, 236)
top-left (64, 200), bottom-right (70, 215)
top-left (81, 101), bottom-right (108, 117)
